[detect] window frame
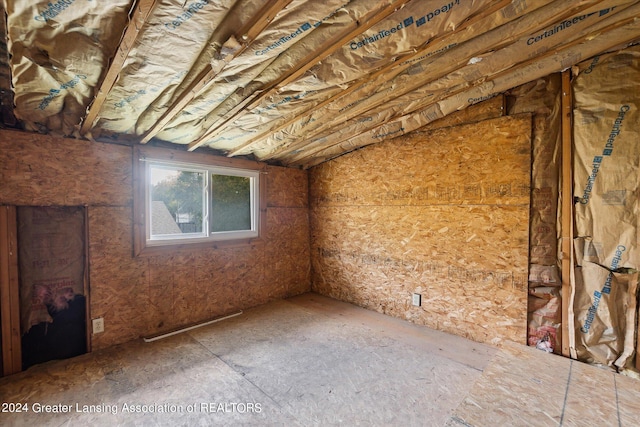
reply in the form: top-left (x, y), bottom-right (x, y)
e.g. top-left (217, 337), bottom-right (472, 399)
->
top-left (134, 146), bottom-right (267, 256)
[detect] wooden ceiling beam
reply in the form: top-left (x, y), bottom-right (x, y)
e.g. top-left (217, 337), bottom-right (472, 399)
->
top-left (0, 8), bottom-right (17, 127)
top-left (80, 0), bottom-right (159, 136)
top-left (296, 12), bottom-right (640, 168)
top-left (292, 5), bottom-right (640, 168)
top-left (261, 0), bottom-right (603, 160)
top-left (560, 69), bottom-right (573, 358)
top-left (139, 0), bottom-right (294, 144)
top-left (187, 0), bottom-right (415, 153)
top-left (227, 0), bottom-right (515, 158)
top-left (252, 0), bottom-right (524, 160)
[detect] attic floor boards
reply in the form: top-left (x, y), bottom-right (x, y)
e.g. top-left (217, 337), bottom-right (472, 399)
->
top-left (1, 293), bottom-right (639, 426)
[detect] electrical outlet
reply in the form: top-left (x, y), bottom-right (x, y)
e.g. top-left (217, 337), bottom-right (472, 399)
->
top-left (412, 293), bottom-right (422, 307)
top-left (92, 317), bottom-right (105, 334)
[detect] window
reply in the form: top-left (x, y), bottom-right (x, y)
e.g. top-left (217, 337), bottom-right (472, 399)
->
top-left (134, 146), bottom-right (265, 255)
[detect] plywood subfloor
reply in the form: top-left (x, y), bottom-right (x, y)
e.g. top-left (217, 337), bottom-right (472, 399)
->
top-left (1, 293), bottom-right (638, 426)
top-left (448, 340), bottom-right (640, 427)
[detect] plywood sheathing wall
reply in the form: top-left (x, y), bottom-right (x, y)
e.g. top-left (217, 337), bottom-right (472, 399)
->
top-left (506, 75), bottom-right (563, 353)
top-left (570, 46), bottom-right (640, 371)
top-left (309, 112), bottom-right (531, 346)
top-left (0, 129), bottom-right (310, 350)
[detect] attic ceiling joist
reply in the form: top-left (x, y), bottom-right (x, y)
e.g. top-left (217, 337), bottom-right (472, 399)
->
top-left (0, 12), bottom-right (16, 127)
top-left (299, 10), bottom-right (640, 168)
top-left (279, 1), bottom-right (631, 165)
top-left (280, 0), bottom-right (611, 164)
top-left (186, 0), bottom-right (416, 153)
top-left (227, 0), bottom-right (516, 159)
top-left (254, 0), bottom-right (562, 162)
top-left (3, 0), bottom-right (640, 168)
top-left (239, 0), bottom-right (620, 163)
top-left (139, 0), bottom-right (294, 144)
top-left (277, 0), bottom-right (606, 161)
top-left (298, 19), bottom-right (640, 168)
top-left (80, 0), bottom-right (159, 136)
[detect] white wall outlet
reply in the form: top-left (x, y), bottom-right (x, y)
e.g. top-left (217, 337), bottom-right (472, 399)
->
top-left (412, 293), bottom-right (422, 307)
top-left (92, 317), bottom-right (105, 334)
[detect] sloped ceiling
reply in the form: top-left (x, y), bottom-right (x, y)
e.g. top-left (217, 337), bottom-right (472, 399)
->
top-left (2, 0), bottom-right (640, 168)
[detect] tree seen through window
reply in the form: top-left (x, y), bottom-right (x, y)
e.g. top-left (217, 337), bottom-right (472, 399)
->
top-left (150, 168), bottom-right (252, 235)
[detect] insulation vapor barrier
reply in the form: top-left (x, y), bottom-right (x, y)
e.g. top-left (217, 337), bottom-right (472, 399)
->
top-left (210, 0), bottom-right (517, 157)
top-left (6, 0), bottom-right (132, 136)
top-left (570, 45), bottom-right (640, 371)
top-left (95, 0), bottom-right (240, 138)
top-left (281, 1), bottom-right (637, 165)
top-left (246, 0), bottom-right (497, 157)
top-left (250, 0), bottom-right (633, 161)
top-left (300, 3), bottom-right (640, 168)
top-left (313, 0), bottom-right (479, 87)
top-left (573, 46), bottom-right (640, 270)
top-left (506, 75), bottom-right (562, 353)
top-left (572, 263), bottom-right (638, 370)
top-left (156, 0), bottom-right (372, 145)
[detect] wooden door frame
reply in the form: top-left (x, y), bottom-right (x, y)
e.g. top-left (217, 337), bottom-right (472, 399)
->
top-left (0, 206), bottom-right (21, 376)
top-left (1, 205), bottom-right (91, 376)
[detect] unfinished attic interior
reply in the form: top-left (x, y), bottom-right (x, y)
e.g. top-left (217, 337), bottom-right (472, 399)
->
top-left (1, 0), bottom-right (640, 424)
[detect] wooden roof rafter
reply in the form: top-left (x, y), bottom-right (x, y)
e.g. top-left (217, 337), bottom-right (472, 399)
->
top-left (296, 11), bottom-right (640, 169)
top-left (186, 0), bottom-right (417, 153)
top-left (274, 0), bottom-right (610, 162)
top-left (290, 4), bottom-right (640, 168)
top-left (139, 0), bottom-right (295, 144)
top-left (0, 7), bottom-right (17, 128)
top-left (80, 0), bottom-right (159, 136)
top-left (225, 0), bottom-right (516, 159)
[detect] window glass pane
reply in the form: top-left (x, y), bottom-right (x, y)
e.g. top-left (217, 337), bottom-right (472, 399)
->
top-left (150, 166), bottom-right (205, 236)
top-left (211, 174), bottom-right (252, 232)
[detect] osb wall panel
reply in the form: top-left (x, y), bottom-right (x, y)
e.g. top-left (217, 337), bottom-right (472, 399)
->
top-left (264, 164), bottom-right (310, 302)
top-left (0, 130), bottom-right (310, 351)
top-left (267, 165), bottom-right (308, 208)
top-left (265, 208), bottom-right (311, 300)
top-left (309, 115), bottom-right (531, 346)
top-left (89, 206), bottom-right (149, 349)
top-left (311, 115), bottom-right (531, 208)
top-left (264, 164), bottom-right (310, 304)
top-left (90, 173), bottom-right (310, 349)
top-left (0, 130), bottom-right (131, 206)
top-left (90, 177), bottom-right (309, 350)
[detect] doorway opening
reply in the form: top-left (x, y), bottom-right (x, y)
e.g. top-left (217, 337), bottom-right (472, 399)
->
top-left (18, 206), bottom-right (88, 369)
